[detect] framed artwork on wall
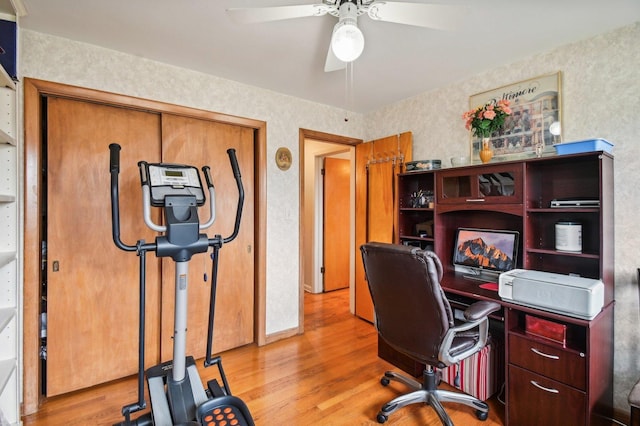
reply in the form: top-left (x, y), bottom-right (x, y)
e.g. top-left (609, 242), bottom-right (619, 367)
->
top-left (469, 71), bottom-right (562, 163)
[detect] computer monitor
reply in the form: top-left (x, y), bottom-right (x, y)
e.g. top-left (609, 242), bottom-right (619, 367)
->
top-left (453, 227), bottom-right (519, 281)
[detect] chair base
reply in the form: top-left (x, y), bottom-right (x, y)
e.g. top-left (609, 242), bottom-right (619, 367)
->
top-left (376, 367), bottom-right (489, 425)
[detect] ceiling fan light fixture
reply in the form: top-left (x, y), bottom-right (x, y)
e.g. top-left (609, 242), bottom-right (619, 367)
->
top-left (331, 19), bottom-right (365, 63)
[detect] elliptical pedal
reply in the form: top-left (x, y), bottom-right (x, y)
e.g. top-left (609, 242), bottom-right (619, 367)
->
top-left (196, 395), bottom-right (255, 426)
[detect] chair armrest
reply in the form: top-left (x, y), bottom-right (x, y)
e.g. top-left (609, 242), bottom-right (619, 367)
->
top-left (464, 301), bottom-right (501, 322)
top-left (438, 302), bottom-right (499, 366)
top-left (439, 316), bottom-right (487, 365)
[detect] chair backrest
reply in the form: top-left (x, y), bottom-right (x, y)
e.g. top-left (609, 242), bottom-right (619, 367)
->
top-left (360, 242), bottom-right (454, 367)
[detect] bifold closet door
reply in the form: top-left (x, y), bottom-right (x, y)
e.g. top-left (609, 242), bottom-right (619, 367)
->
top-left (159, 114), bottom-right (255, 361)
top-left (46, 98), bottom-right (163, 396)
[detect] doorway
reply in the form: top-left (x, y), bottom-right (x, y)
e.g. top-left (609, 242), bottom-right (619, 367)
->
top-left (299, 129), bottom-right (361, 333)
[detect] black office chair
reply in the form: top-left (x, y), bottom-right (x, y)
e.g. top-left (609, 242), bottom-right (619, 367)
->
top-left (360, 242), bottom-right (501, 425)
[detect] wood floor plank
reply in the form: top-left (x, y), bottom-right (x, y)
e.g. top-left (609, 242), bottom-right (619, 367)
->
top-left (22, 289), bottom-right (505, 425)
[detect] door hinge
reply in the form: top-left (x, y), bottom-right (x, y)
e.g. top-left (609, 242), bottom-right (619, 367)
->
top-left (320, 267), bottom-right (325, 274)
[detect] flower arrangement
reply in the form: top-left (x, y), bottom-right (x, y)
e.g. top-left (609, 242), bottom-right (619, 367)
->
top-left (462, 99), bottom-right (512, 139)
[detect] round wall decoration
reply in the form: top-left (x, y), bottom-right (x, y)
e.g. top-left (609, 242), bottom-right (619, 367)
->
top-left (275, 147), bottom-right (292, 171)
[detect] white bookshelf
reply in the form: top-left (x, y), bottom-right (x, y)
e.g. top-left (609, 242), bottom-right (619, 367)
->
top-left (0, 11), bottom-right (20, 425)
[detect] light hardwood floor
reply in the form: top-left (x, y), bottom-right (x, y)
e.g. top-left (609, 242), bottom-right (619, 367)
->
top-left (22, 289), bottom-right (505, 425)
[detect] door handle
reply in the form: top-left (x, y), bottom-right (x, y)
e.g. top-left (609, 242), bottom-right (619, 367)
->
top-left (52, 260), bottom-right (59, 272)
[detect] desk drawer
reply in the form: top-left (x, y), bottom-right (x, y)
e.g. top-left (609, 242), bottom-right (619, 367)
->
top-left (509, 333), bottom-right (586, 389)
top-left (508, 365), bottom-right (586, 426)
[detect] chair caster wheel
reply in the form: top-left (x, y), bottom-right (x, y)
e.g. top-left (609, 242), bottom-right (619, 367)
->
top-left (376, 412), bottom-right (388, 423)
top-left (380, 377), bottom-right (390, 386)
top-left (475, 409), bottom-right (489, 421)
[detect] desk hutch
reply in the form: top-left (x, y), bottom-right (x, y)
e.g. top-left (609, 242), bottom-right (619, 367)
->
top-left (383, 151), bottom-right (614, 425)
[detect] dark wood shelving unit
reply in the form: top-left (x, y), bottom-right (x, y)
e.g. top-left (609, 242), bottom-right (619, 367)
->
top-left (389, 151), bottom-right (614, 426)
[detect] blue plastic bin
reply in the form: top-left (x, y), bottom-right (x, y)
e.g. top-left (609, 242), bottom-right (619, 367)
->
top-left (553, 138), bottom-right (614, 155)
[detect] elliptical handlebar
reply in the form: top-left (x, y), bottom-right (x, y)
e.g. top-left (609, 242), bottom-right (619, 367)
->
top-left (202, 165), bottom-right (214, 188)
top-left (199, 165), bottom-right (217, 231)
top-left (110, 142), bottom-right (121, 174)
top-left (222, 148), bottom-right (244, 245)
top-left (109, 143), bottom-right (137, 252)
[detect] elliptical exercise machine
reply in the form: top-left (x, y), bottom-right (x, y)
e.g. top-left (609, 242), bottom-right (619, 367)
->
top-left (109, 143), bottom-right (254, 426)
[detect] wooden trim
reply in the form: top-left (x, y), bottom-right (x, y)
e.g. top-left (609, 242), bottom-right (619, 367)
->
top-left (298, 128), bottom-right (362, 335)
top-left (22, 78), bottom-right (44, 416)
top-left (22, 78), bottom-right (268, 414)
top-left (254, 124), bottom-right (268, 347)
top-left (263, 326), bottom-right (300, 345)
top-left (21, 78), bottom-right (262, 128)
top-left (300, 128), bottom-right (361, 146)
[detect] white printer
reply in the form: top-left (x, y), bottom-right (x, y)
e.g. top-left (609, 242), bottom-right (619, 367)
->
top-left (498, 269), bottom-right (604, 320)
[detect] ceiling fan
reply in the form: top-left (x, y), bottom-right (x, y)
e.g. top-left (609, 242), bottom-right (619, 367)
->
top-left (227, 0), bottom-right (462, 72)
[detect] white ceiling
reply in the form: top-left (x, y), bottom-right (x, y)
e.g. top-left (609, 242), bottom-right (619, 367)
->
top-left (13, 0), bottom-right (640, 113)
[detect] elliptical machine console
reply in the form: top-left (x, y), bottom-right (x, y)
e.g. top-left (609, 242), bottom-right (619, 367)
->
top-left (144, 163), bottom-right (206, 206)
top-left (109, 144), bottom-right (254, 426)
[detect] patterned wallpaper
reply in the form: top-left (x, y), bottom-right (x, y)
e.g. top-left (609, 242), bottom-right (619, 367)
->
top-left (19, 21), bottom-right (640, 413)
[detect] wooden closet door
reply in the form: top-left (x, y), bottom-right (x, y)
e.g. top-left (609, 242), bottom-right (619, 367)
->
top-left (323, 157), bottom-right (350, 292)
top-left (354, 132), bottom-right (412, 322)
top-left (160, 114), bottom-right (255, 361)
top-left (46, 98), bottom-right (162, 396)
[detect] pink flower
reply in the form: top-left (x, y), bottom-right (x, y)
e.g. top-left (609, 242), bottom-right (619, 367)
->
top-left (462, 100), bottom-right (511, 137)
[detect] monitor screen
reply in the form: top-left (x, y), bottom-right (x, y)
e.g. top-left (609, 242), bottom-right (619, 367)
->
top-left (453, 227), bottom-right (519, 277)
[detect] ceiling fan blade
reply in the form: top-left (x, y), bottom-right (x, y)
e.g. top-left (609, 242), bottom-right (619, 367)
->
top-left (227, 4), bottom-right (329, 24)
top-left (324, 40), bottom-right (346, 72)
top-left (367, 1), bottom-right (464, 30)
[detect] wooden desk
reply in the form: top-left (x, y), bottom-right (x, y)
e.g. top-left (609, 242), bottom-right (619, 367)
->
top-left (379, 272), bottom-right (614, 426)
top-left (446, 272), bottom-right (613, 426)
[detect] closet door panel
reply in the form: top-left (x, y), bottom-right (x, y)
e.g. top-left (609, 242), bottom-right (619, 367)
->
top-left (160, 114), bottom-right (255, 361)
top-left (46, 98), bottom-right (162, 396)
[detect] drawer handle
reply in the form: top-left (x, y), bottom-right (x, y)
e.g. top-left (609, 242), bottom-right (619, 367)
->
top-left (530, 380), bottom-right (559, 394)
top-left (465, 198), bottom-right (485, 202)
top-left (531, 347), bottom-right (560, 360)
